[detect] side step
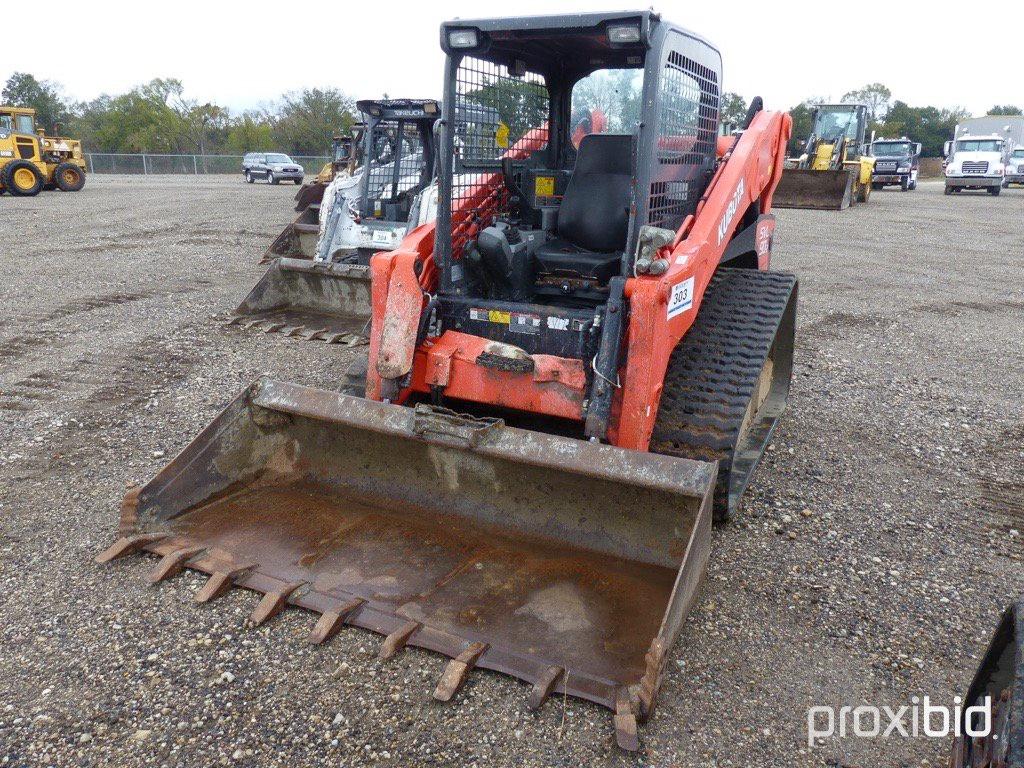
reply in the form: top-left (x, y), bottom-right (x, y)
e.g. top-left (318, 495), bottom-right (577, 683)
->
top-left (651, 267), bottom-right (798, 522)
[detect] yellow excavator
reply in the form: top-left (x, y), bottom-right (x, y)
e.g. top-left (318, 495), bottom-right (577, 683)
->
top-left (774, 103), bottom-right (874, 210)
top-left (0, 106), bottom-right (87, 196)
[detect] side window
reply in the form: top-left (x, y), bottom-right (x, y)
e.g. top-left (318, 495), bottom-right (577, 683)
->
top-left (15, 114), bottom-right (35, 134)
top-left (648, 48), bottom-right (719, 230)
top-left (0, 115), bottom-right (11, 132)
top-left (570, 69), bottom-right (643, 148)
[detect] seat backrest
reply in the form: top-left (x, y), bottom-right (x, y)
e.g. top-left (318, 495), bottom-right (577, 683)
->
top-left (557, 133), bottom-right (633, 252)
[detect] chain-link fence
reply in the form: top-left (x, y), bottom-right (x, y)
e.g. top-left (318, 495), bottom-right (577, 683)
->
top-left (84, 153), bottom-right (330, 175)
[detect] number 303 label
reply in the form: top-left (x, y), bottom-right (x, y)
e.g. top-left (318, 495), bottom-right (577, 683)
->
top-left (667, 277), bottom-right (694, 319)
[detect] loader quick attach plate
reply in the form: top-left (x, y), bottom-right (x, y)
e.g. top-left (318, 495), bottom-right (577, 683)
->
top-left (772, 168), bottom-right (855, 210)
top-left (97, 379), bottom-right (717, 750)
top-left (227, 258), bottom-right (371, 345)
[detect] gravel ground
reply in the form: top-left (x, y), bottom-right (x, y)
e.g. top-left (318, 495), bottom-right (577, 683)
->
top-left (0, 175), bottom-right (1022, 767)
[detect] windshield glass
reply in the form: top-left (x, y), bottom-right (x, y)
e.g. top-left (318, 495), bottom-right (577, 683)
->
top-left (570, 68), bottom-right (644, 147)
top-left (956, 140), bottom-right (1003, 153)
top-left (873, 141), bottom-right (911, 156)
top-left (1011, 149), bottom-right (1024, 159)
top-left (813, 108), bottom-right (859, 142)
top-left (15, 114), bottom-right (35, 134)
top-left (266, 153), bottom-right (291, 164)
top-left (0, 115), bottom-right (11, 131)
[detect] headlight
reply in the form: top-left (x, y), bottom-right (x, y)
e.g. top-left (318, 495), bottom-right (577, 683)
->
top-left (447, 28), bottom-right (479, 48)
top-left (946, 166), bottom-right (957, 175)
top-left (607, 23), bottom-right (642, 43)
top-left (897, 164), bottom-right (910, 171)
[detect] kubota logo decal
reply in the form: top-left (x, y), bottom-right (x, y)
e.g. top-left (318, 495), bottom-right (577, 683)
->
top-left (717, 178), bottom-right (745, 246)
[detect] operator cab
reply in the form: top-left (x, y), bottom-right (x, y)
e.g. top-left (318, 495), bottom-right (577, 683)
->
top-left (434, 11), bottom-right (722, 359)
top-left (355, 99), bottom-right (439, 224)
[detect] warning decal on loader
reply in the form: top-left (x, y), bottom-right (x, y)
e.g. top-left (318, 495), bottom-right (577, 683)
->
top-left (667, 277), bottom-right (694, 319)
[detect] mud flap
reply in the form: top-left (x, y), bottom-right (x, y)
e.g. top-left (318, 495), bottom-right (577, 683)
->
top-left (228, 258), bottom-right (371, 344)
top-left (97, 378), bottom-right (717, 749)
top-left (773, 168), bottom-right (855, 210)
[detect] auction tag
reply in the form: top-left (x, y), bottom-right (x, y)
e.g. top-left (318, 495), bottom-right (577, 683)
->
top-left (667, 277), bottom-right (694, 319)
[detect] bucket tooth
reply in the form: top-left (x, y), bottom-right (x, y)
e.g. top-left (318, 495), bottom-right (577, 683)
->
top-left (281, 326), bottom-right (304, 337)
top-left (249, 581), bottom-right (306, 626)
top-left (379, 620), bottom-right (421, 660)
top-left (433, 642), bottom-right (488, 702)
top-left (613, 689), bottom-right (639, 752)
top-left (195, 564), bottom-right (254, 604)
top-left (303, 328), bottom-right (328, 341)
top-left (148, 545), bottom-right (205, 584)
top-left (262, 322), bottom-right (286, 334)
top-left (527, 666), bottom-right (565, 710)
top-left (95, 533), bottom-right (168, 564)
top-left (307, 598), bottom-right (365, 645)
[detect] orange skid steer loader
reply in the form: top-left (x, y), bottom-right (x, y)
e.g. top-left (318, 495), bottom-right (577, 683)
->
top-left (99, 11), bottom-right (796, 750)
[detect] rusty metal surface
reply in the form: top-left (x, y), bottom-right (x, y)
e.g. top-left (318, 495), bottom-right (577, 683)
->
top-left (99, 379), bottom-right (716, 748)
top-left (262, 206), bottom-right (321, 264)
top-left (772, 168), bottom-right (854, 210)
top-left (228, 258), bottom-right (371, 344)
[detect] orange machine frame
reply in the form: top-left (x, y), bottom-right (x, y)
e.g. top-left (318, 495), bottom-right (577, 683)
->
top-left (366, 110), bottom-right (792, 451)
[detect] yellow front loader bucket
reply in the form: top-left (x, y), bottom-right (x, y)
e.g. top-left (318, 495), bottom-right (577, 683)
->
top-left (773, 167), bottom-right (855, 210)
top-left (97, 379), bottom-right (717, 749)
top-left (227, 258), bottom-right (371, 345)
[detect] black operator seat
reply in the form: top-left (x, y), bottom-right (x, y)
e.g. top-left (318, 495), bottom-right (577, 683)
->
top-left (534, 133), bottom-right (633, 284)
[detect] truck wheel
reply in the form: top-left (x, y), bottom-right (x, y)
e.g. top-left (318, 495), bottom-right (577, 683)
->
top-left (871, 182), bottom-right (882, 190)
top-left (900, 177), bottom-right (909, 191)
top-left (54, 162), bottom-right (86, 192)
top-left (989, 186), bottom-right (1001, 196)
top-left (245, 171), bottom-right (254, 184)
top-left (3, 161), bottom-right (44, 196)
top-left (944, 185), bottom-right (953, 195)
top-left (909, 179), bottom-right (917, 191)
top-left (294, 178), bottom-right (303, 185)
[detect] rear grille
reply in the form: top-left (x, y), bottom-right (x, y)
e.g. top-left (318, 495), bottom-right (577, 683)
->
top-left (962, 161), bottom-right (989, 173)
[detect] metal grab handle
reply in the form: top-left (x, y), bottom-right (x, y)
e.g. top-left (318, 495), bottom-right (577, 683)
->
top-left (412, 404), bottom-right (504, 448)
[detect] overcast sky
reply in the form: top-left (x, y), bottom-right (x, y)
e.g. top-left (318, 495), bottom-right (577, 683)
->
top-left (4, 1), bottom-right (1019, 117)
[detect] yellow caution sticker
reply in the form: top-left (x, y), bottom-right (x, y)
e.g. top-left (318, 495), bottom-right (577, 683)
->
top-left (495, 122), bottom-right (510, 149)
top-left (534, 176), bottom-right (555, 197)
top-left (488, 310), bottom-right (511, 324)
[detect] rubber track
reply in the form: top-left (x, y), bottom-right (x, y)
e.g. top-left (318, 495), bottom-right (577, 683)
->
top-left (650, 268), bottom-right (797, 519)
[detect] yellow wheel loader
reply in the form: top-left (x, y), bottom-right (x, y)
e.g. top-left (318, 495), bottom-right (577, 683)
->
top-left (0, 106), bottom-right (86, 196)
top-left (774, 103), bottom-right (874, 210)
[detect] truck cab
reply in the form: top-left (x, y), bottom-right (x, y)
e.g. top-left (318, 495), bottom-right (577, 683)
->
top-left (1004, 146), bottom-right (1024, 187)
top-left (944, 134), bottom-right (1006, 195)
top-left (870, 137), bottom-right (921, 191)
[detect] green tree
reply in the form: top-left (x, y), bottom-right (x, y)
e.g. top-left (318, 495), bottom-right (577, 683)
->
top-left (226, 113), bottom-right (274, 153)
top-left (721, 92), bottom-right (748, 128)
top-left (841, 83), bottom-right (892, 123)
top-left (272, 88), bottom-right (355, 156)
top-left (987, 104), bottom-right (1023, 115)
top-left (2, 72), bottom-right (71, 132)
top-left (883, 101), bottom-right (970, 157)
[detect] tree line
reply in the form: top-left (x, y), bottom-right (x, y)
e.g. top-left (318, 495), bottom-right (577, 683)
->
top-left (724, 83), bottom-right (1020, 158)
top-left (2, 72), bottom-right (357, 157)
top-left (5, 72), bottom-right (1021, 160)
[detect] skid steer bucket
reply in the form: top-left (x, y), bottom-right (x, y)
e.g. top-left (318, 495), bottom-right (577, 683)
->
top-left (227, 258), bottom-right (371, 344)
top-left (97, 379), bottom-right (716, 749)
top-left (261, 205), bottom-right (321, 264)
top-left (773, 168), bottom-right (855, 210)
